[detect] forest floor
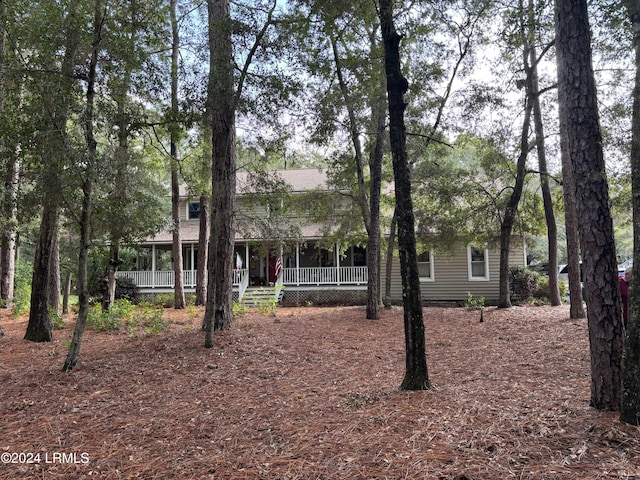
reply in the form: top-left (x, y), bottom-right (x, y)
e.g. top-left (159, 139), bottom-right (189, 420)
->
top-left (0, 304), bottom-right (638, 480)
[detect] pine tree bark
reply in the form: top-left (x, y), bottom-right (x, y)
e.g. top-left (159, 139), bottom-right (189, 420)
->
top-left (555, 0), bottom-right (623, 410)
top-left (204, 0), bottom-right (235, 347)
top-left (621, 0), bottom-right (640, 426)
top-left (559, 105), bottom-right (585, 318)
top-left (378, 0), bottom-right (430, 390)
top-left (47, 219), bottom-right (61, 316)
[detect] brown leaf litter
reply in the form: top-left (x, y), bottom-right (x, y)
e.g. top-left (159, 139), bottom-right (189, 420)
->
top-left (0, 305), bottom-right (638, 479)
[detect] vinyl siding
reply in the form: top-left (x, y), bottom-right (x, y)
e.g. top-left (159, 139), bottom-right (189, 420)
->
top-left (381, 242), bottom-right (527, 304)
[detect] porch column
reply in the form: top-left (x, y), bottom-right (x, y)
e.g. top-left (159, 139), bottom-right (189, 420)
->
top-left (152, 245), bottom-right (156, 288)
top-left (296, 242), bottom-right (300, 286)
top-left (336, 243), bottom-right (340, 285)
top-left (190, 243), bottom-right (195, 286)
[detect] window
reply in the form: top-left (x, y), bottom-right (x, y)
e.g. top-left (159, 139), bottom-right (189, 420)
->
top-left (188, 202), bottom-right (200, 220)
top-left (468, 246), bottom-right (489, 281)
top-left (418, 251), bottom-right (434, 281)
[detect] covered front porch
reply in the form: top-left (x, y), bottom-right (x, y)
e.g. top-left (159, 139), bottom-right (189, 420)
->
top-left (116, 241), bottom-right (368, 302)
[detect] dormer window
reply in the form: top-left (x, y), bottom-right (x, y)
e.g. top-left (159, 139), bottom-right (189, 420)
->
top-left (188, 202), bottom-right (200, 220)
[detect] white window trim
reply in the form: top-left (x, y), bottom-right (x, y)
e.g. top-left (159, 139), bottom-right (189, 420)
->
top-left (187, 201), bottom-right (200, 220)
top-left (418, 250), bottom-right (435, 283)
top-left (467, 246), bottom-right (490, 281)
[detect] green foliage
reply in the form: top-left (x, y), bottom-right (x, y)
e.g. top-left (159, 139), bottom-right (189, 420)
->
top-left (534, 277), bottom-right (568, 303)
top-left (12, 261), bottom-right (32, 316)
top-left (87, 299), bottom-right (169, 336)
top-left (153, 293), bottom-right (175, 308)
top-left (257, 295), bottom-right (278, 316)
top-left (509, 266), bottom-right (540, 304)
top-left (49, 307), bottom-right (65, 330)
top-left (233, 301), bottom-right (249, 318)
top-left (464, 292), bottom-right (485, 311)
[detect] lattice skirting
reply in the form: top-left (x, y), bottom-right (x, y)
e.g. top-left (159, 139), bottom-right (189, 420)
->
top-left (281, 289), bottom-right (367, 306)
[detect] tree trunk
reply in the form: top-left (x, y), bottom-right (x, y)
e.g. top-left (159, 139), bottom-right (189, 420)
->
top-left (366, 99), bottom-right (385, 320)
top-left (527, 0), bottom-right (560, 306)
top-left (378, 0), bottom-right (430, 391)
top-left (25, 202), bottom-right (57, 342)
top-left (0, 5), bottom-right (18, 316)
top-left (204, 0), bottom-right (235, 347)
top-left (62, 269), bottom-right (72, 315)
top-left (330, 34), bottom-right (384, 320)
top-left (0, 150), bottom-right (18, 311)
top-left (195, 194), bottom-right (210, 306)
top-left (25, 0), bottom-right (80, 342)
top-left (102, 243), bottom-right (121, 311)
top-left (555, 0), bottom-right (623, 410)
top-left (559, 106), bottom-right (585, 318)
top-left (383, 210), bottom-right (397, 309)
top-left (498, 15), bottom-right (535, 309)
top-left (170, 0), bottom-right (185, 310)
top-left (621, 0), bottom-right (640, 426)
top-left (48, 218), bottom-right (61, 316)
top-left (63, 0), bottom-right (103, 372)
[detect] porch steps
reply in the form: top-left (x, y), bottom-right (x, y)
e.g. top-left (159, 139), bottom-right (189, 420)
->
top-left (241, 287), bottom-right (284, 307)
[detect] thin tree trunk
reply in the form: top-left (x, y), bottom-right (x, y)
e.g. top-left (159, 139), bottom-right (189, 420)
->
top-left (378, 0), bottom-right (430, 391)
top-left (383, 209), bottom-right (397, 309)
top-left (498, 12), bottom-right (534, 309)
top-left (559, 106), bottom-right (585, 318)
top-left (621, 0), bottom-right (640, 426)
top-left (62, 269), bottom-right (72, 315)
top-left (527, 0), bottom-right (560, 306)
top-left (0, 151), bottom-right (18, 311)
top-left (555, 0), bottom-right (623, 410)
top-left (366, 98), bottom-right (385, 320)
top-left (0, 2), bottom-right (18, 318)
top-left (64, 0), bottom-right (103, 371)
top-left (195, 194), bottom-right (210, 306)
top-left (330, 33), bottom-right (384, 320)
top-left (170, 0), bottom-right (185, 310)
top-left (48, 218), bottom-right (61, 316)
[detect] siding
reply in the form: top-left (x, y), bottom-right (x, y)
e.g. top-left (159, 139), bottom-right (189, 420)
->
top-left (381, 242), bottom-right (527, 304)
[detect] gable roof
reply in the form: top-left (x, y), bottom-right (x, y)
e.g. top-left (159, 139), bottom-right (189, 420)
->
top-left (237, 168), bottom-right (328, 193)
top-left (179, 168), bottom-right (329, 198)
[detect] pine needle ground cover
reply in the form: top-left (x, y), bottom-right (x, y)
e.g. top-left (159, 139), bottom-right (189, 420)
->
top-left (1, 305), bottom-right (638, 479)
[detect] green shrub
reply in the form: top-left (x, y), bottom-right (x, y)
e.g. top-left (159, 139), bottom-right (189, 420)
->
top-left (465, 292), bottom-right (485, 311)
top-left (87, 299), bottom-right (169, 336)
top-left (127, 302), bottom-right (169, 336)
top-left (233, 301), bottom-right (249, 318)
top-left (87, 299), bottom-right (136, 332)
top-left (12, 261), bottom-right (32, 316)
top-left (509, 266), bottom-right (540, 304)
top-left (153, 293), bottom-right (175, 308)
top-left (50, 307), bottom-right (65, 330)
top-left (534, 277), bottom-right (568, 302)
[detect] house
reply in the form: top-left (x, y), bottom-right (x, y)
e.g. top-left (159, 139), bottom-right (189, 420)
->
top-left (116, 168), bottom-right (527, 305)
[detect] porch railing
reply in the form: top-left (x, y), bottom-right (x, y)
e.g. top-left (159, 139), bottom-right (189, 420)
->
top-left (117, 268), bottom-right (247, 289)
top-left (117, 266), bottom-right (367, 289)
top-left (281, 266), bottom-right (368, 286)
